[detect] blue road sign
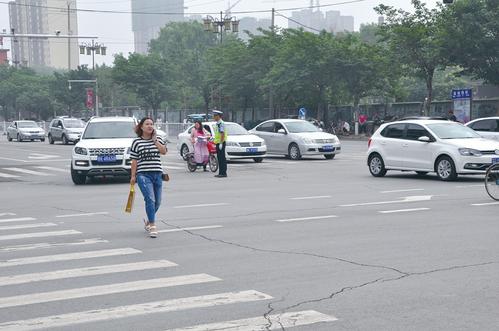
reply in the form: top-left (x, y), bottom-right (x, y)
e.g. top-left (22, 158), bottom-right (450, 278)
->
top-left (451, 89), bottom-right (472, 100)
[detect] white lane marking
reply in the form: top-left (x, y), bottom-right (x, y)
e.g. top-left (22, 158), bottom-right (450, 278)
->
top-left (456, 184), bottom-right (483, 188)
top-left (28, 153), bottom-right (59, 160)
top-left (158, 225), bottom-right (223, 233)
top-left (471, 202), bottom-right (499, 206)
top-left (290, 195), bottom-right (331, 200)
top-left (166, 310), bottom-right (338, 331)
top-left (0, 238), bottom-right (108, 252)
top-left (0, 248), bottom-right (140, 268)
top-left (56, 212), bottom-right (109, 218)
top-left (35, 166), bottom-right (67, 172)
top-left (340, 195), bottom-right (433, 207)
top-left (173, 203), bottom-right (229, 209)
top-left (0, 217), bottom-right (36, 224)
top-left (0, 260), bottom-right (178, 287)
top-left (380, 188), bottom-right (424, 194)
top-left (0, 230), bottom-right (81, 241)
top-left (0, 274), bottom-right (220, 309)
top-left (379, 208), bottom-right (430, 214)
top-left (0, 172), bottom-right (20, 178)
top-left (0, 290), bottom-right (273, 331)
top-left (0, 213), bottom-right (16, 217)
top-left (3, 167), bottom-right (54, 176)
top-left (0, 156), bottom-right (27, 163)
top-left (163, 165), bottom-right (185, 170)
top-left (275, 215), bottom-right (337, 223)
top-left (0, 223), bottom-right (56, 231)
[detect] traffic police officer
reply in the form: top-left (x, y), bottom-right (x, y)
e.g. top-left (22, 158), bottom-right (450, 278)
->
top-left (213, 110), bottom-right (227, 178)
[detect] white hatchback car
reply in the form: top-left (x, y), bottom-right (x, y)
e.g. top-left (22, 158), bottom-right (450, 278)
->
top-left (177, 122), bottom-right (267, 162)
top-left (465, 117), bottom-right (499, 142)
top-left (367, 119), bottom-right (499, 181)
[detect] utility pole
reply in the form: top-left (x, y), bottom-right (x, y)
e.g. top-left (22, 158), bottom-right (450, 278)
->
top-left (67, 1), bottom-right (71, 70)
top-left (269, 8), bottom-right (275, 119)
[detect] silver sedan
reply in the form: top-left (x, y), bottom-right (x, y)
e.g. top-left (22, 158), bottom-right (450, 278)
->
top-left (250, 119), bottom-right (341, 160)
top-left (7, 120), bottom-right (46, 142)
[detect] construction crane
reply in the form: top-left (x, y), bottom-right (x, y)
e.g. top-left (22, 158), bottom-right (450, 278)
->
top-left (226, 0), bottom-right (243, 16)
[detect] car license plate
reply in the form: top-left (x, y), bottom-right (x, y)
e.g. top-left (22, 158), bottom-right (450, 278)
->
top-left (97, 155), bottom-right (116, 163)
top-left (323, 145), bottom-right (334, 151)
top-left (246, 148), bottom-right (258, 153)
top-left (492, 157), bottom-right (499, 164)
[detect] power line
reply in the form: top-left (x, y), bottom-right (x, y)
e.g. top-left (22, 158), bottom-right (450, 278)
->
top-left (0, 0), bottom-right (371, 16)
top-left (275, 11), bottom-right (322, 32)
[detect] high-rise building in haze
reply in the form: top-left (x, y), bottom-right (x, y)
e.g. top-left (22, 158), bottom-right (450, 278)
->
top-left (289, 9), bottom-right (354, 34)
top-left (131, 0), bottom-right (184, 54)
top-left (8, 0), bottom-right (79, 69)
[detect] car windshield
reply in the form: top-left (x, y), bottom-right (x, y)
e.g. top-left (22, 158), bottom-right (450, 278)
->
top-left (82, 121), bottom-right (136, 139)
top-left (427, 123), bottom-right (480, 139)
top-left (18, 122), bottom-right (38, 128)
top-left (63, 119), bottom-right (85, 128)
top-left (285, 121), bottom-right (320, 133)
top-left (225, 123), bottom-right (248, 135)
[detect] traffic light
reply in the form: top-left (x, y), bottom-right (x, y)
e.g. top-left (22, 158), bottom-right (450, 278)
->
top-left (443, 0), bottom-right (453, 4)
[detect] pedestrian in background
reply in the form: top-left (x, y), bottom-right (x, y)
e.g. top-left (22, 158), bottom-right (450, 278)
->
top-left (448, 109), bottom-right (457, 122)
top-left (213, 110), bottom-right (227, 178)
top-left (191, 120), bottom-right (210, 171)
top-left (130, 117), bottom-right (167, 238)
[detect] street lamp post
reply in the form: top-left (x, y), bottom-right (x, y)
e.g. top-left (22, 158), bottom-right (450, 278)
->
top-left (79, 40), bottom-right (106, 70)
top-left (203, 11), bottom-right (239, 44)
top-left (68, 79), bottom-right (99, 117)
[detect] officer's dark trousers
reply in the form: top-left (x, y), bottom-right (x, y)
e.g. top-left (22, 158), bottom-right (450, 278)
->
top-left (216, 142), bottom-right (227, 176)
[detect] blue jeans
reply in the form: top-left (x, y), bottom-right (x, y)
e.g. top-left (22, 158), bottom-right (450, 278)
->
top-left (136, 172), bottom-right (162, 223)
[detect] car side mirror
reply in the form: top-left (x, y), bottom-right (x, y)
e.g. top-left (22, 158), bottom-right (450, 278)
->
top-left (418, 136), bottom-right (431, 142)
top-left (277, 128), bottom-right (286, 134)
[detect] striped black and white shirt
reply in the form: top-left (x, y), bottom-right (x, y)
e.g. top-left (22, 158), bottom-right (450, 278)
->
top-left (130, 136), bottom-right (165, 173)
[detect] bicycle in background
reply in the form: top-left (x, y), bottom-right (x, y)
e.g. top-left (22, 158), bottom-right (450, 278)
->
top-left (485, 157), bottom-right (499, 201)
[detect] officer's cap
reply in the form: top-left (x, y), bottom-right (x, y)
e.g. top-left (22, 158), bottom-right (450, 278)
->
top-left (212, 110), bottom-right (223, 116)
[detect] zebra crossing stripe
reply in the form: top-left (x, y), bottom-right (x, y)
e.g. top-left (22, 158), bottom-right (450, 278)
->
top-left (0, 238), bottom-right (108, 252)
top-left (0, 213), bottom-right (16, 217)
top-left (0, 260), bottom-right (177, 286)
top-left (0, 248), bottom-right (141, 268)
top-left (0, 274), bottom-right (220, 309)
top-left (166, 310), bottom-right (338, 331)
top-left (0, 223), bottom-right (56, 232)
top-left (0, 230), bottom-right (81, 242)
top-left (0, 290), bottom-right (272, 331)
top-left (0, 172), bottom-right (20, 178)
top-left (3, 168), bottom-right (54, 176)
top-left (0, 217), bottom-right (36, 224)
top-left (158, 225), bottom-right (223, 233)
top-left (35, 166), bottom-right (67, 172)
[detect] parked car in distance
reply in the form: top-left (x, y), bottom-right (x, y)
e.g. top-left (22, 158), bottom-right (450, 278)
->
top-left (177, 122), bottom-right (267, 162)
top-left (367, 119), bottom-right (499, 181)
top-left (185, 113), bottom-right (213, 123)
top-left (48, 117), bottom-right (86, 144)
top-left (71, 117), bottom-right (137, 185)
top-left (6, 120), bottom-right (45, 142)
top-left (250, 119), bottom-right (341, 160)
top-left (465, 117), bottom-right (499, 141)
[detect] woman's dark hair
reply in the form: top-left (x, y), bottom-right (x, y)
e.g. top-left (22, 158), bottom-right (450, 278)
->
top-left (194, 120), bottom-right (204, 133)
top-left (135, 117), bottom-right (154, 137)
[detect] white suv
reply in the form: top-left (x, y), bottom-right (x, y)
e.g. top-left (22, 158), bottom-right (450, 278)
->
top-left (367, 119), bottom-right (499, 181)
top-left (71, 117), bottom-right (136, 185)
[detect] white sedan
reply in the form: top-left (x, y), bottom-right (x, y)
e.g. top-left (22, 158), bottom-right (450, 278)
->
top-left (177, 122), bottom-right (267, 162)
top-left (465, 117), bottom-right (499, 141)
top-left (367, 119), bottom-right (499, 181)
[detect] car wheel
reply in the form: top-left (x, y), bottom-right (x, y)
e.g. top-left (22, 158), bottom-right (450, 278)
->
top-left (368, 153), bottom-right (387, 177)
top-left (48, 134), bottom-right (54, 144)
top-left (416, 171), bottom-right (428, 176)
top-left (7, 133), bottom-right (12, 142)
top-left (62, 134), bottom-right (68, 145)
top-left (288, 143), bottom-right (302, 160)
top-left (180, 144), bottom-right (190, 161)
top-left (71, 166), bottom-right (86, 185)
top-left (17, 134), bottom-right (22, 142)
top-left (324, 154), bottom-right (335, 160)
top-left (436, 156), bottom-right (458, 181)
top-left (253, 157), bottom-right (263, 163)
top-left (40, 138), bottom-right (45, 142)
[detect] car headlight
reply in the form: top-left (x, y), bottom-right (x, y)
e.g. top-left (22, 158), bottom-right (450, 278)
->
top-left (458, 148), bottom-right (482, 156)
top-left (74, 147), bottom-right (88, 155)
top-left (301, 138), bottom-right (313, 144)
top-left (226, 141), bottom-right (239, 147)
top-left (260, 140), bottom-right (266, 146)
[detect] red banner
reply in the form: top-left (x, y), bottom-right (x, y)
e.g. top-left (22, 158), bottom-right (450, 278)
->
top-left (86, 88), bottom-right (94, 109)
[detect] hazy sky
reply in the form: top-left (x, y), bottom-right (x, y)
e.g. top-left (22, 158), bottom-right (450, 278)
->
top-left (0, 0), bottom-right (439, 67)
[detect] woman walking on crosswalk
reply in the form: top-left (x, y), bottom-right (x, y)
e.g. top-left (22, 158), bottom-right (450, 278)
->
top-left (129, 117), bottom-right (167, 238)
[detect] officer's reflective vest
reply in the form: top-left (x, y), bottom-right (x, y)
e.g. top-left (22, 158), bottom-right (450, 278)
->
top-left (213, 121), bottom-right (227, 144)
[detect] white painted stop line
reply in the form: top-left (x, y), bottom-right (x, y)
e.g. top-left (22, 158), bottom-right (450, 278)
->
top-left (0, 260), bottom-right (177, 286)
top-left (0, 290), bottom-right (273, 331)
top-left (166, 310), bottom-right (338, 331)
top-left (0, 248), bottom-right (141, 268)
top-left (0, 274), bottom-right (221, 309)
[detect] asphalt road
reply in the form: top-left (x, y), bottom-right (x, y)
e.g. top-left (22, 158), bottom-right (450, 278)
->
top-left (0, 136), bottom-right (498, 331)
